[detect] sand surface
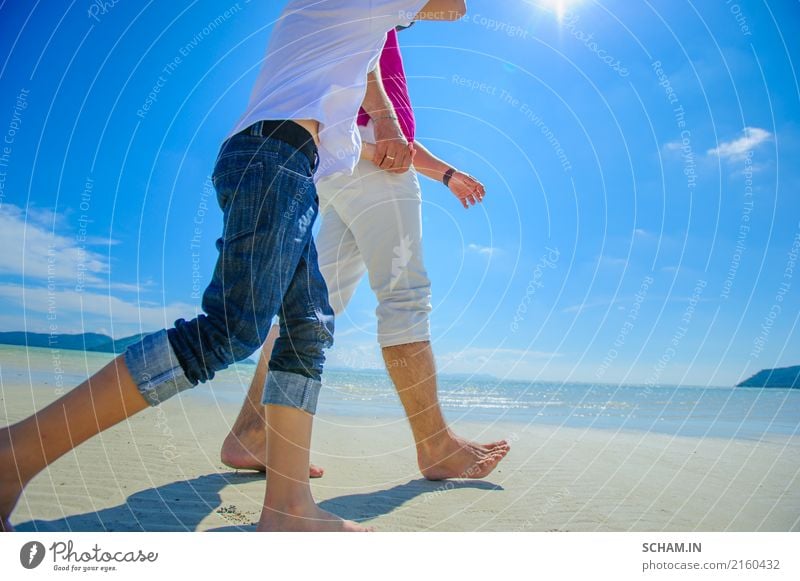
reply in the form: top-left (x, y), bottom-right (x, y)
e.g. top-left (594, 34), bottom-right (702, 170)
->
top-left (3, 375), bottom-right (798, 532)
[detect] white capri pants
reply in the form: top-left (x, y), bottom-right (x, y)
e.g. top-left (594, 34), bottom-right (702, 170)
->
top-left (315, 127), bottom-right (432, 347)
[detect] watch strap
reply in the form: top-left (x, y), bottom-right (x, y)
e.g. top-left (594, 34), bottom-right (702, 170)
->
top-left (443, 168), bottom-right (456, 187)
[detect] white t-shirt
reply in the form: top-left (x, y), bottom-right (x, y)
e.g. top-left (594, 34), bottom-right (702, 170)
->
top-left (229, 0), bottom-right (429, 182)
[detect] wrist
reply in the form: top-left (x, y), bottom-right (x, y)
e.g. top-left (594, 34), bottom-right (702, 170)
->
top-left (372, 113), bottom-right (398, 122)
top-left (375, 127), bottom-right (405, 142)
top-left (442, 167), bottom-right (456, 187)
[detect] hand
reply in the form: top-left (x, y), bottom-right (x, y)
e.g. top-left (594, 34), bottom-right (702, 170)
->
top-left (372, 117), bottom-right (414, 174)
top-left (448, 171), bottom-right (486, 209)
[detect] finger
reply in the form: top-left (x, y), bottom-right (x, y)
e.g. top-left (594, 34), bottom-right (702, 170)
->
top-left (386, 150), bottom-right (405, 173)
top-left (382, 144), bottom-right (401, 170)
top-left (373, 143), bottom-right (387, 166)
top-left (396, 147), bottom-right (411, 173)
top-left (382, 142), bottom-right (401, 169)
top-left (393, 143), bottom-right (409, 169)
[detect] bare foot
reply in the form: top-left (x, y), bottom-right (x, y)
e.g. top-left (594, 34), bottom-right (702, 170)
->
top-left (418, 432), bottom-right (510, 480)
top-left (257, 504), bottom-right (373, 532)
top-left (221, 431), bottom-right (324, 478)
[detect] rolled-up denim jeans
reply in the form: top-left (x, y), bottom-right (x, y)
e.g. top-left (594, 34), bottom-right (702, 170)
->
top-left (124, 128), bottom-right (334, 413)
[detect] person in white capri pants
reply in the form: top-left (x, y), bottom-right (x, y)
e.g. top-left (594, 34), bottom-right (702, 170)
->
top-left (221, 25), bottom-right (510, 481)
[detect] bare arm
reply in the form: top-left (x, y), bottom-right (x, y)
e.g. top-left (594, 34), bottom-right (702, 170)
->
top-left (416, 0), bottom-right (467, 21)
top-left (409, 140), bottom-right (450, 182)
top-left (362, 66), bottom-right (414, 173)
top-left (413, 140), bottom-right (485, 209)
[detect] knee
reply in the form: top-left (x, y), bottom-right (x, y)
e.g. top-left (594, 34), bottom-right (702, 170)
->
top-left (270, 310), bottom-right (334, 378)
top-left (226, 324), bottom-right (271, 362)
top-left (377, 283), bottom-right (432, 315)
top-left (301, 308), bottom-right (335, 350)
top-left (375, 284), bottom-right (432, 346)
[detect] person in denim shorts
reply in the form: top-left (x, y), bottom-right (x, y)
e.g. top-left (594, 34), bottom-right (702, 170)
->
top-left (221, 27), bottom-right (509, 483)
top-left (0, 1), bottom-right (469, 533)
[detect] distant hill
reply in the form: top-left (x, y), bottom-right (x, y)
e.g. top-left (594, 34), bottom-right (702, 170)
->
top-left (0, 331), bottom-right (258, 365)
top-left (0, 331), bottom-right (146, 354)
top-left (737, 365), bottom-right (800, 389)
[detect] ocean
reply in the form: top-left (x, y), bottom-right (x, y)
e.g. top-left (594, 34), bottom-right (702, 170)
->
top-left (2, 345), bottom-right (798, 441)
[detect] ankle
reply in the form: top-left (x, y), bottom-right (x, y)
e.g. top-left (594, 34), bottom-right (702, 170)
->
top-left (262, 499), bottom-right (317, 520)
top-left (416, 428), bottom-right (456, 455)
top-left (264, 488), bottom-right (316, 514)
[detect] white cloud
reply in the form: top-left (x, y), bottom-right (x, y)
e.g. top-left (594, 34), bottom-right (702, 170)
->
top-left (707, 126), bottom-right (772, 161)
top-left (467, 243), bottom-right (498, 257)
top-left (0, 204), bottom-right (142, 294)
top-left (0, 204), bottom-right (108, 283)
top-left (597, 255), bottom-right (628, 269)
top-left (0, 283), bottom-right (195, 336)
top-left (562, 299), bottom-right (616, 315)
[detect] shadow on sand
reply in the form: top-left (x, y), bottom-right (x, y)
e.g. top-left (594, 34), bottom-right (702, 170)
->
top-left (16, 473), bottom-right (502, 532)
top-left (16, 472), bottom-right (261, 532)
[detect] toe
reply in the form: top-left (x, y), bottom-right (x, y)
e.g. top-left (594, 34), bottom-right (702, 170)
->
top-left (309, 464), bottom-right (325, 479)
top-left (478, 440), bottom-right (509, 453)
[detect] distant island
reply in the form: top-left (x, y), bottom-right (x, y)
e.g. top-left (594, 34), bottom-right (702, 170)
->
top-left (0, 331), bottom-right (256, 364)
top-left (737, 365), bottom-right (800, 389)
top-left (0, 331), bottom-right (146, 353)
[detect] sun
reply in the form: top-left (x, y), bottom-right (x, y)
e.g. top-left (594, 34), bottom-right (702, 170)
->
top-left (539, 0), bottom-right (583, 22)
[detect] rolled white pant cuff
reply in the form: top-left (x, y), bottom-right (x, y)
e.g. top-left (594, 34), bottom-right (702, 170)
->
top-left (378, 332), bottom-right (432, 348)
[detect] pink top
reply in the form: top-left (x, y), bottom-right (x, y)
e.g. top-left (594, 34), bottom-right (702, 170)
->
top-left (357, 29), bottom-right (415, 142)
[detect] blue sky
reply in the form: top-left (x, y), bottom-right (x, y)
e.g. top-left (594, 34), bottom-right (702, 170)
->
top-left (0, 0), bottom-right (798, 387)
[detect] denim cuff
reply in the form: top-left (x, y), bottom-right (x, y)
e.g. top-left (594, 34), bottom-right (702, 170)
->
top-left (124, 330), bottom-right (196, 406)
top-left (262, 370), bottom-right (322, 414)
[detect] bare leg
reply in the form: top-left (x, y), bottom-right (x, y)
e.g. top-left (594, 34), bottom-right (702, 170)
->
top-left (383, 341), bottom-right (510, 480)
top-left (0, 355), bottom-right (149, 531)
top-left (220, 325), bottom-right (324, 477)
top-left (256, 405), bottom-right (369, 532)
top-left (223, 338), bottom-right (509, 482)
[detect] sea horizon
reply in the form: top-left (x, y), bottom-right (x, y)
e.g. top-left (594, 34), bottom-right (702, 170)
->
top-left (1, 344), bottom-right (798, 442)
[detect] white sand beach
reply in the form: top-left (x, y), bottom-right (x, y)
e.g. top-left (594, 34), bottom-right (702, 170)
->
top-left (2, 351), bottom-right (798, 532)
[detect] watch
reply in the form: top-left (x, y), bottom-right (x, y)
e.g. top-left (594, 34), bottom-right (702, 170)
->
top-left (443, 168), bottom-right (456, 187)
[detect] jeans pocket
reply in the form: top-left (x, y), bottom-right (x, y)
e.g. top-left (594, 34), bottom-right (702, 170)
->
top-left (213, 160), bottom-right (266, 242)
top-left (278, 161), bottom-right (314, 181)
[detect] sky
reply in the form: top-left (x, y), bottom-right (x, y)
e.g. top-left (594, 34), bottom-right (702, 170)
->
top-left (0, 0), bottom-right (798, 387)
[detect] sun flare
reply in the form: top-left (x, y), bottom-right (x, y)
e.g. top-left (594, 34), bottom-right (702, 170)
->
top-left (540, 0), bottom-right (583, 22)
